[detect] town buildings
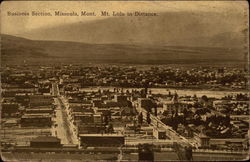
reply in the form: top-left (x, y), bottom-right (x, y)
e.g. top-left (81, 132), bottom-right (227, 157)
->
top-left (1, 64), bottom-right (249, 160)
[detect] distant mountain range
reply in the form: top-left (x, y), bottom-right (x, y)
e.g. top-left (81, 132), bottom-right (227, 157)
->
top-left (19, 11), bottom-right (246, 48)
top-left (2, 11), bottom-right (247, 65)
top-left (1, 34), bottom-right (246, 65)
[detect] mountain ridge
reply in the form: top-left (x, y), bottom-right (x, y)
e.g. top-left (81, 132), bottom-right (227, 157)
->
top-left (1, 34), bottom-right (245, 65)
top-left (18, 11), bottom-right (246, 48)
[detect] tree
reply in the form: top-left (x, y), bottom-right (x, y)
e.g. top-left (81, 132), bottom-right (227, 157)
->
top-left (138, 112), bottom-right (143, 125)
top-left (154, 107), bottom-right (158, 116)
top-left (183, 108), bottom-right (188, 118)
top-left (172, 119), bottom-right (178, 130)
top-left (201, 95), bottom-right (208, 102)
top-left (185, 146), bottom-right (193, 161)
top-left (103, 115), bottom-right (109, 125)
top-left (133, 119), bottom-right (141, 134)
top-left (107, 123), bottom-right (114, 133)
top-left (138, 144), bottom-right (154, 161)
top-left (147, 112), bottom-right (151, 124)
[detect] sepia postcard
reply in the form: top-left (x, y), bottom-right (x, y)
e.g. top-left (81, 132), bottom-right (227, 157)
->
top-left (0, 0), bottom-right (249, 161)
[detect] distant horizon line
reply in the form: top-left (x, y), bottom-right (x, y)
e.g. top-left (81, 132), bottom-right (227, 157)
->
top-left (1, 33), bottom-right (243, 50)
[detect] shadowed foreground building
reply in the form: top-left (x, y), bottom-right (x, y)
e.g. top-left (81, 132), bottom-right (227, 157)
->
top-left (79, 134), bottom-right (125, 147)
top-left (1, 103), bottom-right (19, 118)
top-left (138, 144), bottom-right (154, 161)
top-left (30, 136), bottom-right (62, 148)
top-left (20, 113), bottom-right (52, 127)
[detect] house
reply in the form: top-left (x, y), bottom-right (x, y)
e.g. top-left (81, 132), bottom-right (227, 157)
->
top-left (198, 134), bottom-right (210, 148)
top-left (93, 113), bottom-right (103, 123)
top-left (153, 127), bottom-right (166, 139)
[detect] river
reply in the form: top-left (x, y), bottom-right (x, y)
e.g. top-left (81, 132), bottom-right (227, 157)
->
top-left (79, 87), bottom-right (248, 99)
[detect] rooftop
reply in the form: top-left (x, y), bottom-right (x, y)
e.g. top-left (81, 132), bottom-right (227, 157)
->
top-left (26, 108), bottom-right (53, 111)
top-left (79, 134), bottom-right (124, 137)
top-left (31, 136), bottom-right (61, 143)
top-left (22, 113), bottom-right (51, 118)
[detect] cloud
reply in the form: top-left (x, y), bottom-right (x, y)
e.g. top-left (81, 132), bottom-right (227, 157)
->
top-left (1, 1), bottom-right (247, 35)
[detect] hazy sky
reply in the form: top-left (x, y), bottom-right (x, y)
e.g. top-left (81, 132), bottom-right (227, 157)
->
top-left (1, 1), bottom-right (248, 35)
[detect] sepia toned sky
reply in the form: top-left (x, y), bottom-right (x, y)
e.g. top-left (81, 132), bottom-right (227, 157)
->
top-left (0, 1), bottom-right (248, 48)
top-left (1, 1), bottom-right (248, 35)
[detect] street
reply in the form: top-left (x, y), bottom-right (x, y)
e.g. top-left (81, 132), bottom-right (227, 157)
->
top-left (51, 82), bottom-right (78, 145)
